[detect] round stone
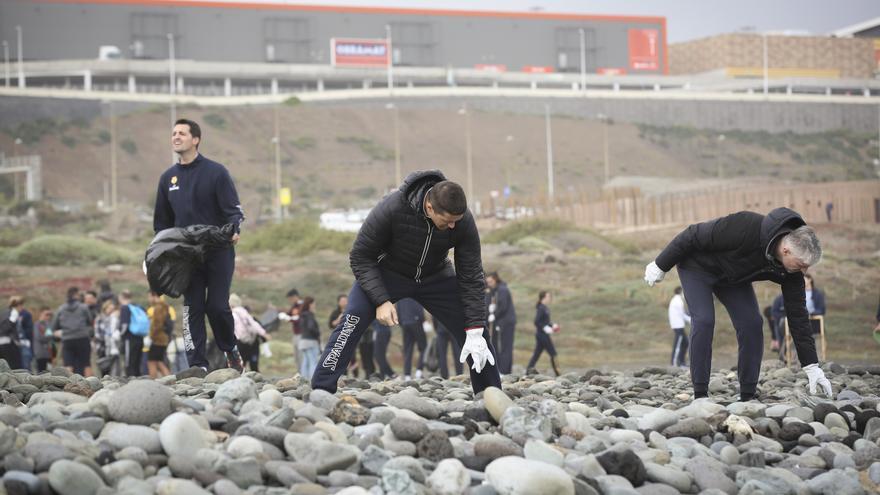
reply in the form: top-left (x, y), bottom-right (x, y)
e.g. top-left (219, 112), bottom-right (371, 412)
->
top-left (107, 380), bottom-right (173, 426)
top-left (48, 459), bottom-right (107, 495)
top-left (159, 412), bottom-right (208, 458)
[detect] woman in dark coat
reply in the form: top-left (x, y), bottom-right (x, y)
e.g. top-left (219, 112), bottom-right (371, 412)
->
top-left (526, 291), bottom-right (560, 376)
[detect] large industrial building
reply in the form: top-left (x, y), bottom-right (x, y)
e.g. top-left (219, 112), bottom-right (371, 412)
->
top-left (0, 0), bottom-right (668, 75)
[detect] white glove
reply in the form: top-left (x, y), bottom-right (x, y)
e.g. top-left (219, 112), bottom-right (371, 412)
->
top-left (459, 327), bottom-right (495, 374)
top-left (543, 325), bottom-right (554, 335)
top-left (488, 303), bottom-right (496, 314)
top-left (804, 363), bottom-right (832, 398)
top-left (422, 321), bottom-right (434, 333)
top-left (144, 336), bottom-right (152, 348)
top-left (488, 314), bottom-right (496, 323)
top-left (644, 261), bottom-right (666, 287)
top-left (277, 312), bottom-right (292, 322)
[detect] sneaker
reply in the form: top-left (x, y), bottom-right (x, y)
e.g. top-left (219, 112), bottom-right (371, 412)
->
top-left (176, 366), bottom-right (208, 380)
top-left (414, 369), bottom-right (423, 379)
top-left (404, 375), bottom-right (412, 381)
top-left (225, 347), bottom-right (244, 373)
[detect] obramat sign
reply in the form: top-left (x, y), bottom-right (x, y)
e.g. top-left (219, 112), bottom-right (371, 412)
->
top-left (331, 38), bottom-right (390, 67)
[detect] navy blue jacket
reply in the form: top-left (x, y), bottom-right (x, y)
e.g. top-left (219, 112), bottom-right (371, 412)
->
top-left (396, 298), bottom-right (425, 326)
top-left (534, 303), bottom-right (551, 333)
top-left (153, 154), bottom-right (244, 234)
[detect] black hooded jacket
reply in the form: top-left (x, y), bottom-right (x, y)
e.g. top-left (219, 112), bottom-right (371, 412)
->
top-left (655, 207), bottom-right (818, 366)
top-left (350, 170), bottom-right (487, 328)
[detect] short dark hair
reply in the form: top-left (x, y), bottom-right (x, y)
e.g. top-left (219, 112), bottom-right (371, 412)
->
top-left (487, 271), bottom-right (503, 284)
top-left (286, 288), bottom-right (300, 298)
top-left (427, 181), bottom-right (467, 216)
top-left (174, 118), bottom-right (202, 148)
top-left (301, 296), bottom-right (314, 312)
top-left (67, 287), bottom-right (80, 299)
top-left (674, 286), bottom-right (682, 295)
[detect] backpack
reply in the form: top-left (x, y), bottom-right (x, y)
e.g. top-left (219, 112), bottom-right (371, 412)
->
top-left (128, 304), bottom-right (149, 336)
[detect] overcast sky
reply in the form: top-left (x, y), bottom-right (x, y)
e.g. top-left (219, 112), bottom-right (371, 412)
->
top-left (271, 0), bottom-right (879, 42)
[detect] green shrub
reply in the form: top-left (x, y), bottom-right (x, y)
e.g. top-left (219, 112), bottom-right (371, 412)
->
top-left (121, 139), bottom-right (138, 155)
top-left (60, 135), bottom-right (77, 148)
top-left (204, 113), bottom-right (226, 129)
top-left (290, 136), bottom-right (316, 150)
top-left (95, 130), bottom-right (111, 144)
top-left (237, 218), bottom-right (354, 256)
top-left (7, 235), bottom-right (138, 266)
top-left (483, 218), bottom-right (568, 244)
top-left (336, 136), bottom-right (393, 161)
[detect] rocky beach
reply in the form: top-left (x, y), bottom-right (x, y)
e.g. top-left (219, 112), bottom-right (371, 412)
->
top-left (0, 359), bottom-right (878, 495)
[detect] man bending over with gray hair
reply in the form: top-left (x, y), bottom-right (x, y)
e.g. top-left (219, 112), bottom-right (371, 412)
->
top-left (644, 207), bottom-right (831, 401)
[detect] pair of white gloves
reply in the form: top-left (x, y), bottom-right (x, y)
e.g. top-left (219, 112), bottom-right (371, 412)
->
top-left (644, 261), bottom-right (833, 398)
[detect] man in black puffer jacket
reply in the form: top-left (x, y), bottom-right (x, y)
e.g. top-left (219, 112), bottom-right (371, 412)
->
top-left (644, 207), bottom-right (832, 401)
top-left (312, 170), bottom-right (501, 393)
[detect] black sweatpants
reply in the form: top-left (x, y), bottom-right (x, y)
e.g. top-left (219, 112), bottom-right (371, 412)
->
top-left (671, 328), bottom-right (689, 367)
top-left (183, 247), bottom-right (237, 369)
top-left (494, 317), bottom-right (516, 374)
top-left (402, 322), bottom-right (426, 376)
top-left (678, 267), bottom-right (764, 398)
top-left (124, 334), bottom-right (144, 377)
top-left (435, 322), bottom-right (463, 378)
top-left (311, 268), bottom-right (501, 394)
top-left (372, 322), bottom-right (395, 378)
top-left (526, 331), bottom-right (557, 369)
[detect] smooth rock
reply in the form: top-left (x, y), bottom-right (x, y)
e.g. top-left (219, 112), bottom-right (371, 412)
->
top-left (644, 462), bottom-right (692, 493)
top-left (485, 456), bottom-right (575, 495)
top-left (107, 380), bottom-right (174, 425)
top-left (426, 458), bottom-right (470, 495)
top-left (523, 439), bottom-right (564, 467)
top-left (48, 459), bottom-right (107, 495)
top-left (159, 412), bottom-right (207, 458)
top-left (484, 387), bottom-right (514, 424)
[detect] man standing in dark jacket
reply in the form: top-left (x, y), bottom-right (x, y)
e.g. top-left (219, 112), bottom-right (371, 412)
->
top-left (644, 207), bottom-right (832, 401)
top-left (153, 119), bottom-right (245, 375)
top-left (486, 272), bottom-right (516, 375)
top-left (311, 170), bottom-right (501, 394)
top-left (52, 287), bottom-right (94, 376)
top-left (397, 298), bottom-right (427, 380)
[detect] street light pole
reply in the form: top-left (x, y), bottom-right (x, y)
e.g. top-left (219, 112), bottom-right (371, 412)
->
top-left (598, 113), bottom-right (610, 184)
top-left (167, 33), bottom-right (177, 163)
top-left (762, 33), bottom-right (768, 96)
top-left (110, 101), bottom-right (118, 210)
top-left (545, 104), bottom-right (554, 201)
top-left (579, 28), bottom-right (586, 92)
top-left (2, 41), bottom-right (9, 88)
top-left (385, 24), bottom-right (394, 92)
top-left (717, 134), bottom-right (726, 179)
top-left (386, 103), bottom-right (401, 185)
top-left (15, 26), bottom-right (24, 89)
top-left (273, 104), bottom-right (282, 222)
top-left (459, 104), bottom-right (473, 202)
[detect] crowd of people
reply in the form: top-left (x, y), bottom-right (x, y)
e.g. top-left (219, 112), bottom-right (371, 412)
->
top-left (0, 281), bottom-right (195, 379)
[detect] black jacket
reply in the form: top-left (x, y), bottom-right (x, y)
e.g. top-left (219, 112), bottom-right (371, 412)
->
top-left (300, 310), bottom-right (320, 342)
top-left (153, 154), bottom-right (245, 234)
top-left (492, 282), bottom-right (517, 325)
top-left (350, 170), bottom-right (487, 328)
top-left (655, 207), bottom-right (818, 366)
top-left (534, 303), bottom-right (552, 333)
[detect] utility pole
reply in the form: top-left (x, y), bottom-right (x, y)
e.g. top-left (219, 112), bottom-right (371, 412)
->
top-left (762, 33), bottom-right (769, 96)
top-left (385, 24), bottom-right (394, 92)
top-left (465, 105), bottom-right (473, 202)
top-left (598, 113), bottom-right (610, 184)
top-left (273, 104), bottom-right (282, 222)
top-left (15, 26), bottom-right (24, 89)
top-left (110, 101), bottom-right (118, 210)
top-left (545, 104), bottom-right (554, 201)
top-left (168, 33), bottom-right (177, 163)
top-left (2, 40), bottom-right (9, 87)
top-left (387, 103), bottom-right (401, 185)
top-left (579, 28), bottom-right (586, 92)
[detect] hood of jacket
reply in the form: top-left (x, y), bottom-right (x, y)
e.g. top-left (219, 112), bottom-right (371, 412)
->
top-left (761, 207), bottom-right (806, 261)
top-left (400, 170), bottom-right (447, 216)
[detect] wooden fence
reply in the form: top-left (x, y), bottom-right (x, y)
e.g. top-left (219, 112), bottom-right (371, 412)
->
top-left (493, 180), bottom-right (880, 230)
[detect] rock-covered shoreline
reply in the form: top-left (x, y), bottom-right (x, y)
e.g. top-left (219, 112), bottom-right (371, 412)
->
top-left (0, 359), bottom-right (879, 495)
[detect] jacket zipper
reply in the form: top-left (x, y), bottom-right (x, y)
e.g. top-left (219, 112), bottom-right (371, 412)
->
top-left (415, 219), bottom-right (434, 283)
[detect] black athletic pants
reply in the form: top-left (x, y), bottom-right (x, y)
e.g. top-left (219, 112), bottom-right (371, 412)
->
top-left (678, 267), bottom-right (764, 399)
top-left (311, 268), bottom-right (501, 393)
top-left (183, 247), bottom-right (237, 369)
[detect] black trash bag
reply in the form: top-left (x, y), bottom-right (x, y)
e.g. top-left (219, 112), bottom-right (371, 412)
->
top-left (145, 224), bottom-right (235, 298)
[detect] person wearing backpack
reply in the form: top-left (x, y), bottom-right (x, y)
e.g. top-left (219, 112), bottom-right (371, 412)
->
top-left (147, 291), bottom-right (174, 378)
top-left (0, 296), bottom-right (24, 370)
top-left (118, 290), bottom-right (149, 377)
top-left (52, 287), bottom-right (95, 376)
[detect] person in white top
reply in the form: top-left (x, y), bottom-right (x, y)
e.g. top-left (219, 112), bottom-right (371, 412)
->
top-left (668, 287), bottom-right (691, 367)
